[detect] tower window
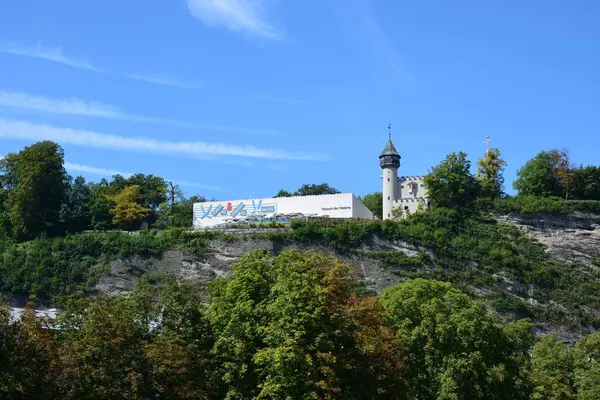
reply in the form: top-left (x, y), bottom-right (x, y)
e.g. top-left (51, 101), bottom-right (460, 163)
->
top-left (388, 214), bottom-right (390, 218)
top-left (387, 178), bottom-right (390, 182)
top-left (388, 196), bottom-right (390, 200)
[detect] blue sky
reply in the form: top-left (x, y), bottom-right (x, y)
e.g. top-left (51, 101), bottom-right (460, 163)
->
top-left (0, 0), bottom-right (599, 199)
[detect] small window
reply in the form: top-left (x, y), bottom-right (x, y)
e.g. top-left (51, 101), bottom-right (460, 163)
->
top-left (387, 178), bottom-right (390, 182)
top-left (388, 214), bottom-right (390, 218)
top-left (387, 196), bottom-right (390, 200)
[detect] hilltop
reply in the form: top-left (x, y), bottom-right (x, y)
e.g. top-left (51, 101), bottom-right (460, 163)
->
top-left (2, 206), bottom-right (599, 341)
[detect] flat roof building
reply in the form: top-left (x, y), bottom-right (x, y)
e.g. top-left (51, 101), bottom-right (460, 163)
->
top-left (193, 193), bottom-right (374, 229)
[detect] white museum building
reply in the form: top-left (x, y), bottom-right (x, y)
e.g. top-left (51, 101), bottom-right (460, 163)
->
top-left (193, 193), bottom-right (375, 229)
top-left (192, 131), bottom-right (429, 228)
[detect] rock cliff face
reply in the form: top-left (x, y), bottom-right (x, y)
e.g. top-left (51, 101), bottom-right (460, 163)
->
top-left (496, 213), bottom-right (600, 267)
top-left (95, 238), bottom-right (405, 296)
top-left (91, 213), bottom-right (600, 339)
top-left (95, 213), bottom-right (600, 297)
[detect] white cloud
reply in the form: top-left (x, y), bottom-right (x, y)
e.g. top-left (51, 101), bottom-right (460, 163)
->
top-left (0, 91), bottom-right (276, 136)
top-left (0, 40), bottom-right (203, 90)
top-left (126, 73), bottom-right (204, 90)
top-left (0, 118), bottom-right (330, 161)
top-left (0, 40), bottom-right (103, 72)
top-left (0, 91), bottom-right (121, 118)
top-left (187, 0), bottom-right (281, 40)
top-left (64, 162), bottom-right (133, 178)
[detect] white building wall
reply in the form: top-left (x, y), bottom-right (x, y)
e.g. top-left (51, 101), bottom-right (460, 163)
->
top-left (392, 176), bottom-right (428, 218)
top-left (193, 193), bottom-right (374, 229)
top-left (396, 176), bottom-right (426, 199)
top-left (381, 167), bottom-right (398, 220)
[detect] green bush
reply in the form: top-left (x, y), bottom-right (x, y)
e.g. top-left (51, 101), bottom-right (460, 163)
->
top-left (0, 229), bottom-right (235, 299)
top-left (492, 196), bottom-right (600, 215)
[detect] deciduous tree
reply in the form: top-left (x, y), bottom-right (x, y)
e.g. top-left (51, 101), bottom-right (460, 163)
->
top-left (61, 176), bottom-right (92, 233)
top-left (514, 150), bottom-right (564, 198)
top-left (294, 183), bottom-right (340, 196)
top-left (381, 279), bottom-right (533, 400)
top-left (477, 147), bottom-right (507, 200)
top-left (207, 250), bottom-right (407, 399)
top-left (423, 152), bottom-right (479, 210)
top-left (360, 192), bottom-right (383, 219)
top-left (0, 141), bottom-right (67, 240)
top-left (108, 185), bottom-right (151, 230)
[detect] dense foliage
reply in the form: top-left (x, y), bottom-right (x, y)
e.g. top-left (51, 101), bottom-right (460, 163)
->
top-left (0, 229), bottom-right (225, 299)
top-left (0, 142), bottom-right (208, 243)
top-left (423, 151), bottom-right (480, 210)
top-left (514, 149), bottom-right (600, 201)
top-left (273, 183), bottom-right (341, 197)
top-left (275, 211), bottom-right (600, 333)
top-left (1, 252), bottom-right (598, 400)
top-left (381, 279), bottom-right (533, 400)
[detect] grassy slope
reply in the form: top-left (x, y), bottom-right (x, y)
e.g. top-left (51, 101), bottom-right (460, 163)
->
top-left (1, 208), bottom-right (599, 335)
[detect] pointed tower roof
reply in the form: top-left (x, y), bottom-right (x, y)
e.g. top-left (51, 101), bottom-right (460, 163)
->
top-left (379, 138), bottom-right (400, 158)
top-left (379, 123), bottom-right (400, 158)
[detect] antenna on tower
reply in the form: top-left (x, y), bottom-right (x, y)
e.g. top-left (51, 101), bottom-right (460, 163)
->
top-left (388, 123), bottom-right (392, 139)
top-left (485, 136), bottom-right (491, 154)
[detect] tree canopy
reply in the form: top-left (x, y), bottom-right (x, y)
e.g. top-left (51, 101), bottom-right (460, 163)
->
top-left (477, 147), bottom-right (507, 200)
top-left (274, 183), bottom-right (341, 197)
top-left (359, 192), bottom-right (383, 219)
top-left (423, 152), bottom-right (479, 210)
top-left (0, 141), bottom-right (67, 240)
top-left (381, 279), bottom-right (533, 400)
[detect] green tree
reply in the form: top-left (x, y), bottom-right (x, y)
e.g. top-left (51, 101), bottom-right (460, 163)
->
top-left (294, 183), bottom-right (340, 196)
top-left (55, 296), bottom-right (153, 399)
top-left (360, 192), bottom-right (383, 219)
top-left (61, 176), bottom-right (92, 233)
top-left (108, 185), bottom-right (151, 230)
top-left (134, 281), bottom-right (220, 399)
top-left (477, 147), bottom-right (507, 200)
top-left (207, 250), bottom-right (407, 399)
top-left (0, 141), bottom-right (67, 240)
top-left (423, 152), bottom-right (479, 210)
top-left (530, 333), bottom-right (576, 400)
top-left (273, 189), bottom-right (293, 198)
top-left (573, 332), bottom-right (600, 400)
top-left (381, 279), bottom-right (533, 400)
top-left (555, 150), bottom-right (578, 200)
top-left (0, 302), bottom-right (58, 399)
top-left (513, 149), bottom-right (565, 198)
top-left (572, 165), bottom-right (600, 200)
top-left (125, 173), bottom-right (167, 210)
top-left (88, 179), bottom-right (113, 230)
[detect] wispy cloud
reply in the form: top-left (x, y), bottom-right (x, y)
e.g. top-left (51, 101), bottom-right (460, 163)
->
top-left (0, 118), bottom-right (330, 161)
top-left (0, 40), bottom-right (103, 72)
top-left (268, 165), bottom-right (288, 172)
top-left (126, 73), bottom-right (204, 90)
top-left (0, 40), bottom-right (202, 90)
top-left (187, 0), bottom-right (282, 40)
top-left (0, 91), bottom-right (276, 136)
top-left (64, 162), bottom-right (223, 191)
top-left (0, 91), bottom-right (121, 118)
top-left (64, 162), bottom-right (133, 178)
top-left (328, 0), bottom-right (414, 86)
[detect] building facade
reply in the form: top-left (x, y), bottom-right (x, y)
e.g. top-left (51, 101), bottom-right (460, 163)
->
top-left (379, 136), bottom-right (429, 219)
top-left (193, 193), bottom-right (374, 229)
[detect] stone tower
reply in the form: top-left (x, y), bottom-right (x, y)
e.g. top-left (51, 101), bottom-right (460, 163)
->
top-left (379, 128), bottom-right (400, 220)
